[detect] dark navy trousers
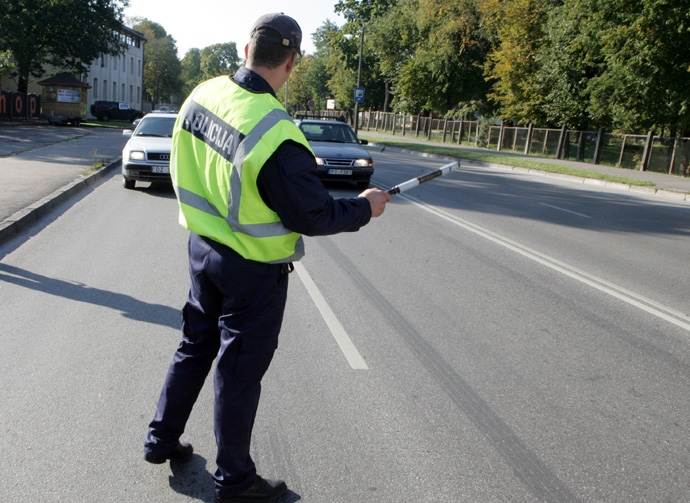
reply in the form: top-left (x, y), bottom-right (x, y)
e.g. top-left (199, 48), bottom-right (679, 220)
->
top-left (145, 232), bottom-right (289, 497)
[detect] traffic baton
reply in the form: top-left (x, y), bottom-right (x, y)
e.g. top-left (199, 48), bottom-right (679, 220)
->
top-left (386, 161), bottom-right (458, 195)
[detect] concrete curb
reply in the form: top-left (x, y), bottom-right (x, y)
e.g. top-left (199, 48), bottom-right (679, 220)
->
top-left (369, 143), bottom-right (689, 202)
top-left (0, 158), bottom-right (121, 246)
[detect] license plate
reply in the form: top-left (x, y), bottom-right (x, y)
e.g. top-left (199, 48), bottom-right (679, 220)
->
top-left (152, 166), bottom-right (169, 174)
top-left (328, 169), bottom-right (352, 175)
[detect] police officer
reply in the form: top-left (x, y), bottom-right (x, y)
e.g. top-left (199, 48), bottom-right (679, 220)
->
top-left (143, 12), bottom-right (391, 503)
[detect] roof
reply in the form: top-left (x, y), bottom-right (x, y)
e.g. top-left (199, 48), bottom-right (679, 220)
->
top-left (296, 118), bottom-right (350, 125)
top-left (37, 73), bottom-right (91, 88)
top-left (141, 112), bottom-right (178, 119)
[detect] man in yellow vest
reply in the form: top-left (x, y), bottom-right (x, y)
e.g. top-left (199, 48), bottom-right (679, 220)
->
top-left (143, 13), bottom-right (391, 503)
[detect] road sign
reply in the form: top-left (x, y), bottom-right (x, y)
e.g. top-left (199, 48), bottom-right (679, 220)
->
top-left (354, 87), bottom-right (365, 104)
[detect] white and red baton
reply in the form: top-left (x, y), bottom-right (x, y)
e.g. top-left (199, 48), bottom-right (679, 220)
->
top-left (386, 161), bottom-right (458, 195)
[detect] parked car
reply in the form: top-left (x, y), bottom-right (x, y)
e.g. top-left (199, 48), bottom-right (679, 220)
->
top-left (121, 112), bottom-right (177, 189)
top-left (90, 100), bottom-right (144, 122)
top-left (294, 119), bottom-right (374, 187)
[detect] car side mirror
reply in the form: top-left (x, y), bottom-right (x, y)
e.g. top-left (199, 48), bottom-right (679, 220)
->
top-left (359, 139), bottom-right (368, 145)
top-left (123, 129), bottom-right (133, 136)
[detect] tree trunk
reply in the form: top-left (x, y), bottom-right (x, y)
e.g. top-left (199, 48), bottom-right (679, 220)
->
top-left (18, 75), bottom-right (29, 95)
top-left (383, 80), bottom-right (390, 113)
top-left (681, 139), bottom-right (690, 177)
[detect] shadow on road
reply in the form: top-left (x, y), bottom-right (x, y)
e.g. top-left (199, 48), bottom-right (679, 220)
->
top-left (0, 263), bottom-right (181, 329)
top-left (168, 454), bottom-right (301, 502)
top-left (376, 155), bottom-right (690, 237)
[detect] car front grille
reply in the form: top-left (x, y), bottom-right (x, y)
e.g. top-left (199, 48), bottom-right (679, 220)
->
top-left (147, 152), bottom-right (171, 162)
top-left (323, 158), bottom-right (354, 167)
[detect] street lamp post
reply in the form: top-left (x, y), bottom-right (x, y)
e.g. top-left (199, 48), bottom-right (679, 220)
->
top-left (354, 21), bottom-right (364, 135)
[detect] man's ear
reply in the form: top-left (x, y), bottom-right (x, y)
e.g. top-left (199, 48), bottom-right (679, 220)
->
top-left (285, 51), bottom-right (298, 73)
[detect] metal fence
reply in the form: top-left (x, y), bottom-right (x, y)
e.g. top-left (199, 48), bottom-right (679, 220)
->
top-left (350, 110), bottom-right (690, 176)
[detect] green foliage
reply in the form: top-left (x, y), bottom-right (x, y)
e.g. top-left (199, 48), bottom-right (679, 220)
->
top-left (200, 43), bottom-right (240, 80)
top-left (586, 0), bottom-right (690, 134)
top-left (0, 0), bottom-right (129, 93)
top-left (133, 19), bottom-right (181, 105)
top-left (6, 0), bottom-right (684, 135)
top-left (0, 50), bottom-right (15, 76)
top-left (178, 43), bottom-right (240, 100)
top-left (534, 2), bottom-right (601, 129)
top-left (283, 55), bottom-right (332, 111)
top-left (481, 0), bottom-right (551, 124)
top-left (180, 49), bottom-right (203, 98)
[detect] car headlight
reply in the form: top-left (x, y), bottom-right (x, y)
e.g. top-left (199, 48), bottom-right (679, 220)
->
top-left (129, 151), bottom-right (145, 161)
top-left (314, 156), bottom-right (325, 166)
top-left (354, 158), bottom-right (372, 167)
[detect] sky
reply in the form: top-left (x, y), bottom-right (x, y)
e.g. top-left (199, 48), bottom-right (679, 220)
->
top-left (123, 0), bottom-right (346, 58)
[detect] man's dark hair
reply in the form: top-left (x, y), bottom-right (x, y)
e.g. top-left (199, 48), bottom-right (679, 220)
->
top-left (248, 28), bottom-right (299, 69)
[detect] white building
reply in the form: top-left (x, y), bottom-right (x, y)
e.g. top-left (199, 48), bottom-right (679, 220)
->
top-left (0, 25), bottom-right (147, 118)
top-left (85, 26), bottom-right (147, 116)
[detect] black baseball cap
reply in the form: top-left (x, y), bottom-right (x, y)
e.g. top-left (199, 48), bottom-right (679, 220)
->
top-left (250, 13), bottom-right (302, 52)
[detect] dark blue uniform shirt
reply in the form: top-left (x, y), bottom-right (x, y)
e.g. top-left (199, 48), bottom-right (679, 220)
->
top-left (232, 67), bottom-right (372, 237)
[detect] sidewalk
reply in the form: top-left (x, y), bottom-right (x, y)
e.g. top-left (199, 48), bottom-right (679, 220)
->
top-left (362, 131), bottom-right (690, 200)
top-left (0, 120), bottom-right (128, 245)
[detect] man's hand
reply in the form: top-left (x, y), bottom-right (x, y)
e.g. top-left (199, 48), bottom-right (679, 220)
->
top-left (359, 188), bottom-right (392, 217)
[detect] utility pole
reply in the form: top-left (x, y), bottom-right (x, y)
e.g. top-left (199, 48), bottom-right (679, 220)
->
top-left (354, 21), bottom-right (364, 135)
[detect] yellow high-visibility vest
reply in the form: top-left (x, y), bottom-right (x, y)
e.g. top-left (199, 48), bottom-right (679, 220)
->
top-left (171, 76), bottom-right (313, 263)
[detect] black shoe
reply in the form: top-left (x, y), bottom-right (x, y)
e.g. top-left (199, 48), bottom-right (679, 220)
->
top-left (144, 441), bottom-right (193, 464)
top-left (214, 476), bottom-right (287, 503)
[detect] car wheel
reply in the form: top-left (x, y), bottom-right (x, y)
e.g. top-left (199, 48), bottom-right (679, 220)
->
top-left (101, 114), bottom-right (110, 122)
top-left (123, 177), bottom-right (135, 189)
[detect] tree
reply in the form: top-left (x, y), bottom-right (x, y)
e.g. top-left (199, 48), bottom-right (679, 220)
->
top-left (178, 43), bottom-right (240, 100)
top-left (200, 43), bottom-right (240, 81)
top-left (532, 0), bottom-right (690, 134)
top-left (311, 20), bottom-right (355, 110)
top-left (180, 48), bottom-right (203, 98)
top-left (282, 55), bottom-right (331, 112)
top-left (0, 0), bottom-right (129, 94)
top-left (533, 2), bottom-right (603, 129)
top-left (391, 0), bottom-right (491, 115)
top-left (144, 37), bottom-right (181, 105)
top-left (133, 19), bottom-right (181, 106)
top-left (586, 0), bottom-right (690, 135)
top-left (481, 0), bottom-right (551, 125)
top-left (363, 5), bottom-right (418, 112)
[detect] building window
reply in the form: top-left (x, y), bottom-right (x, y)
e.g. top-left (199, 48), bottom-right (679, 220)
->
top-left (131, 56), bottom-right (134, 75)
top-left (112, 82), bottom-right (117, 101)
top-left (129, 85), bottom-right (133, 103)
top-left (93, 78), bottom-right (98, 98)
top-left (103, 80), bottom-right (108, 99)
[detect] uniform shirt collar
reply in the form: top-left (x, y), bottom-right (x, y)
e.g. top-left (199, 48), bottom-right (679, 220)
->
top-left (232, 67), bottom-right (276, 97)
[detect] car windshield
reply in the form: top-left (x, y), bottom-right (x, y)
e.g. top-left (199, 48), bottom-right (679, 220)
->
top-left (134, 117), bottom-right (176, 138)
top-left (299, 123), bottom-right (359, 144)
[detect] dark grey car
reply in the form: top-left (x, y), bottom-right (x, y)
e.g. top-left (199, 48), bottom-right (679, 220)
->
top-left (295, 119), bottom-right (374, 188)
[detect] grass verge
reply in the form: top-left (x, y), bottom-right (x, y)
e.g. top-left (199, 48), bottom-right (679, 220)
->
top-left (361, 136), bottom-right (656, 188)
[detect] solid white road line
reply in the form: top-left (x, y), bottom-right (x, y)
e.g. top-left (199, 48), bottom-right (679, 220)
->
top-left (398, 193), bottom-right (690, 334)
top-left (539, 202), bottom-right (592, 218)
top-left (294, 261), bottom-right (369, 370)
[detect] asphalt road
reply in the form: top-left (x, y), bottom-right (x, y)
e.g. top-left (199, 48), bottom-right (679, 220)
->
top-left (1, 147), bottom-right (689, 502)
